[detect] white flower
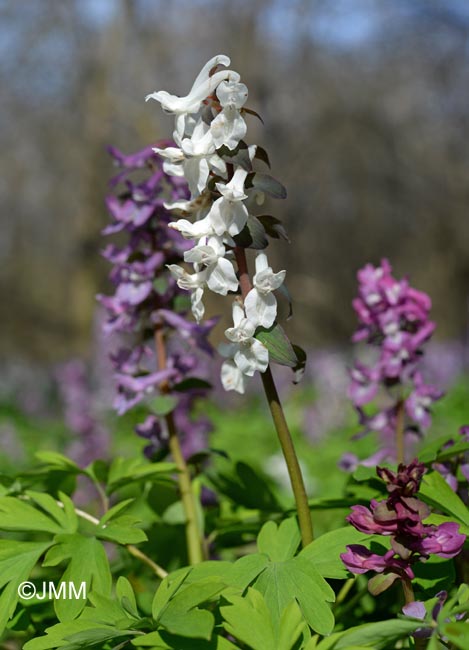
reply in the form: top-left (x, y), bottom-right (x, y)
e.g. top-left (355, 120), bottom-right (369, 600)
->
top-left (211, 80), bottom-right (248, 150)
top-left (152, 146), bottom-right (185, 177)
top-left (184, 236), bottom-right (238, 295)
top-left (167, 264), bottom-right (207, 322)
top-left (221, 359), bottom-right (245, 394)
top-left (146, 54), bottom-right (240, 137)
top-left (244, 252), bottom-right (286, 328)
top-left (169, 216), bottom-right (215, 239)
top-left (225, 301), bottom-right (268, 376)
top-left (206, 168), bottom-right (249, 236)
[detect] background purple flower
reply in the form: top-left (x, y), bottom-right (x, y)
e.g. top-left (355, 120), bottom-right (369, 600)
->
top-left (99, 144), bottom-right (216, 459)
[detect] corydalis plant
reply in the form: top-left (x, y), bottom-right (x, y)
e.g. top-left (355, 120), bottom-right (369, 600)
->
top-left (341, 461), bottom-right (466, 600)
top-left (99, 144), bottom-right (219, 564)
top-left (345, 259), bottom-right (443, 468)
top-left (147, 54), bottom-right (312, 545)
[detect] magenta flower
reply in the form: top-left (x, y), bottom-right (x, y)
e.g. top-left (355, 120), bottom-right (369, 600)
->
top-left (340, 545), bottom-right (392, 574)
top-left (341, 462), bottom-right (466, 595)
top-left (346, 259), bottom-right (442, 467)
top-left (418, 522), bottom-right (466, 559)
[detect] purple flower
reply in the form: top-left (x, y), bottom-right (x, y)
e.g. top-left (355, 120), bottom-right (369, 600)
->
top-left (377, 460), bottom-right (426, 498)
top-left (402, 601), bottom-right (426, 620)
top-left (341, 462), bottom-right (466, 594)
top-left (341, 545), bottom-right (391, 574)
top-left (347, 362), bottom-right (379, 406)
top-left (418, 522), bottom-right (466, 559)
top-left (405, 373), bottom-right (443, 429)
top-left (341, 545), bottom-right (415, 580)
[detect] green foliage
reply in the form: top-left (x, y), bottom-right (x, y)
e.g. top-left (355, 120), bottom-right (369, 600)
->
top-left (419, 470), bottom-right (469, 527)
top-left (1, 376), bottom-right (468, 647)
top-left (43, 534), bottom-right (112, 621)
top-left (0, 540), bottom-right (52, 634)
top-left (221, 588), bottom-right (305, 650)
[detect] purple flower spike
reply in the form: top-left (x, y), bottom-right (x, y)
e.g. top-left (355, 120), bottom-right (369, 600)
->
top-left (346, 259), bottom-right (443, 466)
top-left (341, 461), bottom-right (466, 595)
top-left (100, 142), bottom-right (217, 460)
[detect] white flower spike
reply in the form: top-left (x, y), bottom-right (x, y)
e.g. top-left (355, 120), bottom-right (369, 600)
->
top-left (149, 55), bottom-right (289, 392)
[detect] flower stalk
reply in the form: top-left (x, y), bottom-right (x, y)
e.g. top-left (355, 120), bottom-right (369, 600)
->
top-left (147, 54), bottom-right (312, 546)
top-left (154, 325), bottom-right (204, 565)
top-left (235, 247), bottom-right (313, 546)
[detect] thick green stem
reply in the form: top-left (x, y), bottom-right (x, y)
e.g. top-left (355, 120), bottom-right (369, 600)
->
top-left (396, 398), bottom-right (405, 465)
top-left (234, 247), bottom-right (314, 547)
top-left (155, 326), bottom-right (204, 564)
top-left (402, 579), bottom-right (427, 650)
top-left (261, 368), bottom-right (314, 545)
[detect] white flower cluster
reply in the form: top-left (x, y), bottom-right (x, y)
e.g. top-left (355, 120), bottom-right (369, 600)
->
top-left (147, 55), bottom-right (285, 394)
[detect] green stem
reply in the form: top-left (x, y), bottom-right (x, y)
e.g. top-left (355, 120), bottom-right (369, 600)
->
top-left (155, 326), bottom-right (204, 564)
top-left (334, 577), bottom-right (355, 608)
top-left (261, 367), bottom-right (314, 545)
top-left (52, 498), bottom-right (169, 579)
top-left (126, 543), bottom-right (168, 579)
top-left (402, 579), bottom-right (427, 650)
top-left (234, 247), bottom-right (314, 547)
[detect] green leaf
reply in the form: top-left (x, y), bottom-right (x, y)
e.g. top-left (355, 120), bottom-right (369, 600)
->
top-left (174, 378), bottom-right (212, 392)
top-left (424, 512), bottom-right (469, 536)
top-left (96, 497), bottom-right (148, 544)
top-left (34, 451), bottom-right (82, 474)
top-left (316, 619), bottom-right (423, 649)
top-left (43, 534), bottom-right (112, 621)
top-left (256, 215), bottom-right (290, 242)
top-left (229, 553), bottom-right (270, 590)
top-left (23, 620), bottom-right (125, 649)
top-left (441, 622), bottom-right (469, 649)
top-left (132, 630), bottom-right (239, 648)
top-left (0, 496), bottom-right (67, 534)
top-left (97, 515), bottom-right (148, 545)
top-left (232, 214), bottom-right (268, 249)
top-left (155, 577), bottom-right (226, 640)
top-left (151, 394), bottom-right (179, 416)
top-left (99, 498), bottom-right (135, 525)
top-left (247, 172), bottom-right (287, 199)
top-left (300, 526), bottom-right (372, 579)
top-left (412, 554), bottom-right (456, 596)
top-left (255, 323), bottom-right (297, 367)
top-left (220, 588), bottom-right (276, 650)
top-left (26, 490), bottom-right (78, 534)
top-left (221, 589), bottom-right (304, 650)
top-left (0, 540), bottom-right (52, 636)
top-left (116, 577), bottom-right (139, 619)
top-left (107, 457), bottom-right (176, 494)
top-left (253, 145), bottom-right (271, 168)
top-left (253, 554), bottom-right (335, 636)
top-left (257, 518), bottom-right (301, 562)
top-left (210, 461), bottom-right (281, 511)
top-left (420, 471), bottom-right (469, 525)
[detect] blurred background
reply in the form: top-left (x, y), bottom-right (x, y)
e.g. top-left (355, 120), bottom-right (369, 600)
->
top-left (0, 0), bottom-right (468, 482)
